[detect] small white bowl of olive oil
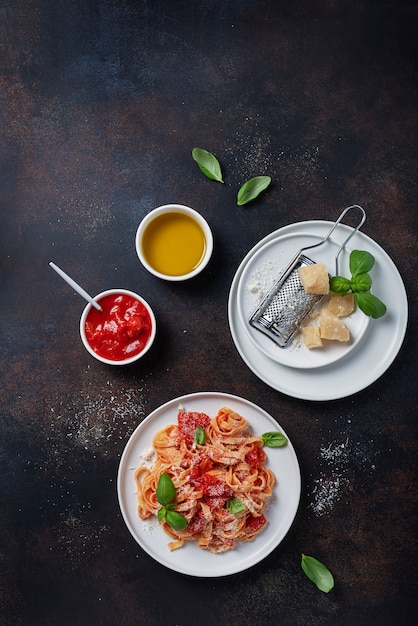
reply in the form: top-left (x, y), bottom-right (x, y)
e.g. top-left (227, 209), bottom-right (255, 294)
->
top-left (135, 204), bottom-right (213, 281)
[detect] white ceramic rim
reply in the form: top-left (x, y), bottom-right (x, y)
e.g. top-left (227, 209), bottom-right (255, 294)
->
top-left (79, 288), bottom-right (156, 365)
top-left (135, 204), bottom-right (213, 281)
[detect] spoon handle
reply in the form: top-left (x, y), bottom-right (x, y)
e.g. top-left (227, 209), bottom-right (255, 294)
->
top-left (49, 262), bottom-right (102, 311)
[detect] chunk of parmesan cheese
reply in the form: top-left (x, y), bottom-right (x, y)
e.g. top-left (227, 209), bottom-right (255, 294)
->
top-left (300, 325), bottom-right (323, 349)
top-left (319, 311), bottom-right (350, 342)
top-left (326, 292), bottom-right (355, 317)
top-left (298, 263), bottom-right (329, 295)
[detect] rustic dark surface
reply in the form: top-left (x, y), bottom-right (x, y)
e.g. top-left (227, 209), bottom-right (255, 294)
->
top-left (1, 1), bottom-right (417, 625)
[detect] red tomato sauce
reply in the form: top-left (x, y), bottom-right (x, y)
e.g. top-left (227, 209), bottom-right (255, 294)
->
top-left (246, 514), bottom-right (266, 532)
top-left (187, 510), bottom-right (206, 535)
top-left (84, 293), bottom-right (153, 361)
top-left (245, 443), bottom-right (266, 469)
top-left (177, 410), bottom-right (211, 446)
top-left (189, 453), bottom-right (214, 480)
top-left (195, 473), bottom-right (234, 510)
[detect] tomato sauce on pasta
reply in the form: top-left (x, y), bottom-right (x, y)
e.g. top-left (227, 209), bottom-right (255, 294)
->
top-left (134, 406), bottom-right (276, 553)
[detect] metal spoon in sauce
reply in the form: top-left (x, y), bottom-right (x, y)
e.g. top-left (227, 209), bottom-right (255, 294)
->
top-left (49, 262), bottom-right (102, 311)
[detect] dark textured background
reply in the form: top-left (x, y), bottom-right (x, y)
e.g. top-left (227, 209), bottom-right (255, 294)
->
top-left (1, 1), bottom-right (417, 625)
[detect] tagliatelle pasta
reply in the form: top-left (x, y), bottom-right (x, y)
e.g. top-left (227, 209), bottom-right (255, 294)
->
top-left (134, 406), bottom-right (276, 553)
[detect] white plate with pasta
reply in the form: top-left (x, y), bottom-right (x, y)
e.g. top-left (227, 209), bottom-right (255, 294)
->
top-left (117, 392), bottom-right (301, 577)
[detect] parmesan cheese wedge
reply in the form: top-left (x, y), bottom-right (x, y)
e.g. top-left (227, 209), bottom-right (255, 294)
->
top-left (319, 310), bottom-right (350, 342)
top-left (298, 263), bottom-right (329, 295)
top-left (300, 325), bottom-right (323, 349)
top-left (326, 292), bottom-right (355, 317)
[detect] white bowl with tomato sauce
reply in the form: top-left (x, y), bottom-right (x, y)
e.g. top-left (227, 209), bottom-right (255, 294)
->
top-left (80, 289), bottom-right (156, 365)
top-left (135, 204), bottom-right (213, 281)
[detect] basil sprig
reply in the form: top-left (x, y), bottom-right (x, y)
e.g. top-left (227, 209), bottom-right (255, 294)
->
top-left (237, 176), bottom-right (271, 206)
top-left (156, 473), bottom-right (188, 531)
top-left (192, 147), bottom-right (224, 183)
top-left (329, 250), bottom-right (386, 319)
top-left (301, 554), bottom-right (334, 593)
top-left (226, 497), bottom-right (246, 514)
top-left (262, 431), bottom-right (288, 447)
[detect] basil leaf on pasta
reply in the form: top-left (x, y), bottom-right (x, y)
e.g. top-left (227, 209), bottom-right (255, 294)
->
top-left (166, 510), bottom-right (188, 531)
top-left (156, 473), bottom-right (176, 506)
top-left (158, 507), bottom-right (166, 522)
top-left (194, 425), bottom-right (207, 445)
top-left (226, 498), bottom-right (246, 514)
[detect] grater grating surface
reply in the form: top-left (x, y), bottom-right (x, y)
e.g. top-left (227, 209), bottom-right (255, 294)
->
top-left (250, 255), bottom-right (323, 347)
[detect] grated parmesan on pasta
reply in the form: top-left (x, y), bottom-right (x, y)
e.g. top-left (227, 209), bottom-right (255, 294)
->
top-left (134, 407), bottom-right (275, 553)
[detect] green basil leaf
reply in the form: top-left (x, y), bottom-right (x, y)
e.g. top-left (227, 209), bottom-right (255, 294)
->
top-left (350, 272), bottom-right (372, 293)
top-left (237, 176), bottom-right (271, 206)
top-left (158, 506), bottom-right (167, 522)
top-left (226, 497), bottom-right (246, 514)
top-left (350, 250), bottom-right (375, 277)
top-left (165, 510), bottom-right (188, 531)
top-left (261, 431), bottom-right (288, 447)
top-left (192, 147), bottom-right (224, 183)
top-left (156, 473), bottom-right (176, 506)
top-left (329, 276), bottom-right (352, 294)
top-left (301, 554), bottom-right (334, 593)
top-left (194, 425), bottom-right (207, 445)
top-left (356, 292), bottom-right (387, 318)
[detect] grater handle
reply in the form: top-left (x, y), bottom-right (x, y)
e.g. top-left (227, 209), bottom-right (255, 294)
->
top-left (333, 205), bottom-right (366, 274)
top-left (299, 204), bottom-right (366, 274)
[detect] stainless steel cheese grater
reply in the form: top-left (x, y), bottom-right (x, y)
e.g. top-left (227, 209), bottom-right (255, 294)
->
top-left (249, 205), bottom-right (366, 348)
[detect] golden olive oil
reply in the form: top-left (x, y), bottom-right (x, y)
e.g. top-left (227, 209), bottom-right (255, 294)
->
top-left (142, 212), bottom-right (206, 276)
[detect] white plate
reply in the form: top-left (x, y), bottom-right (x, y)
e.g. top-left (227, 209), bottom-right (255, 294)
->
top-left (117, 392), bottom-right (301, 577)
top-left (228, 221), bottom-right (408, 401)
top-left (237, 232), bottom-right (369, 368)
